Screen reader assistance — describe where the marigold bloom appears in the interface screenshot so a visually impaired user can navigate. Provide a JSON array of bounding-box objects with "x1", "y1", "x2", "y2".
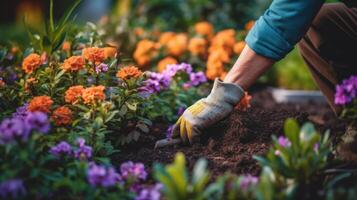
[
  {"x1": 235, "y1": 92, "x2": 252, "y2": 111},
  {"x1": 209, "y1": 29, "x2": 236, "y2": 55},
  {"x1": 233, "y1": 41, "x2": 246, "y2": 55},
  {"x1": 22, "y1": 53, "x2": 42, "y2": 74},
  {"x1": 157, "y1": 57, "x2": 178, "y2": 72},
  {"x1": 194, "y1": 22, "x2": 214, "y2": 37},
  {"x1": 82, "y1": 47, "x2": 105, "y2": 64},
  {"x1": 103, "y1": 47, "x2": 117, "y2": 59},
  {"x1": 116, "y1": 66, "x2": 143, "y2": 80},
  {"x1": 133, "y1": 40, "x2": 158, "y2": 66},
  {"x1": 245, "y1": 20, "x2": 255, "y2": 31},
  {"x1": 188, "y1": 38, "x2": 208, "y2": 56},
  {"x1": 61, "y1": 56, "x2": 85, "y2": 72},
  {"x1": 65, "y1": 85, "x2": 84, "y2": 104},
  {"x1": 52, "y1": 106, "x2": 73, "y2": 126},
  {"x1": 158, "y1": 32, "x2": 176, "y2": 46},
  {"x1": 62, "y1": 41, "x2": 71, "y2": 51},
  {"x1": 82, "y1": 85, "x2": 106, "y2": 105},
  {"x1": 167, "y1": 33, "x2": 188, "y2": 57},
  {"x1": 28, "y1": 96, "x2": 53, "y2": 113}
]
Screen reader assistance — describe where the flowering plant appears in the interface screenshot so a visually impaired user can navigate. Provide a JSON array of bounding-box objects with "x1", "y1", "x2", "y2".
[
  {"x1": 254, "y1": 119, "x2": 331, "y2": 190},
  {"x1": 334, "y1": 75, "x2": 357, "y2": 123}
]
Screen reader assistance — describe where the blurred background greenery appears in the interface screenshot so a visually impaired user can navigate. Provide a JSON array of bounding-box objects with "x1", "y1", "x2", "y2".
[{"x1": 0, "y1": 0, "x2": 325, "y2": 90}]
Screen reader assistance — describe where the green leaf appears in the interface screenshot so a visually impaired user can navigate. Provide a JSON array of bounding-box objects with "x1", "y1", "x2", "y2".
[
  {"x1": 300, "y1": 122, "x2": 316, "y2": 142},
  {"x1": 284, "y1": 118, "x2": 300, "y2": 145}
]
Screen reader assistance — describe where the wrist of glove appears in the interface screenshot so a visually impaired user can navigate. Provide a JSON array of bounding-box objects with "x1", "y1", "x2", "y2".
[{"x1": 173, "y1": 78, "x2": 245, "y2": 144}]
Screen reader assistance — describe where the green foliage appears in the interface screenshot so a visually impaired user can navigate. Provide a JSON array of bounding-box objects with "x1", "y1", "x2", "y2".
[
  {"x1": 129, "y1": 0, "x2": 269, "y2": 31},
  {"x1": 25, "y1": 0, "x2": 82, "y2": 54},
  {"x1": 154, "y1": 152, "x2": 210, "y2": 200},
  {"x1": 254, "y1": 118, "x2": 330, "y2": 184},
  {"x1": 272, "y1": 48, "x2": 318, "y2": 90}
]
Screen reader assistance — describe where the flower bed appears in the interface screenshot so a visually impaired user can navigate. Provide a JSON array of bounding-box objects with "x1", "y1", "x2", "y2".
[{"x1": 1, "y1": 1, "x2": 357, "y2": 199}]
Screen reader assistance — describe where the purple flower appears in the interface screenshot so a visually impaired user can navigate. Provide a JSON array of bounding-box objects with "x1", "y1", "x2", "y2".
[
  {"x1": 277, "y1": 136, "x2": 291, "y2": 147},
  {"x1": 120, "y1": 161, "x2": 147, "y2": 181},
  {"x1": 135, "y1": 184, "x2": 163, "y2": 200},
  {"x1": 87, "y1": 163, "x2": 121, "y2": 187},
  {"x1": 0, "y1": 179, "x2": 26, "y2": 198},
  {"x1": 74, "y1": 138, "x2": 93, "y2": 160},
  {"x1": 163, "y1": 63, "x2": 192, "y2": 77},
  {"x1": 95, "y1": 63, "x2": 109, "y2": 74},
  {"x1": 188, "y1": 72, "x2": 207, "y2": 87},
  {"x1": 140, "y1": 72, "x2": 171, "y2": 95},
  {"x1": 239, "y1": 175, "x2": 258, "y2": 191},
  {"x1": 50, "y1": 141, "x2": 72, "y2": 157},
  {"x1": 166, "y1": 125, "x2": 174, "y2": 139},
  {"x1": 25, "y1": 112, "x2": 50, "y2": 134},
  {"x1": 0, "y1": 118, "x2": 30, "y2": 144},
  {"x1": 12, "y1": 104, "x2": 29, "y2": 120},
  {"x1": 335, "y1": 75, "x2": 357, "y2": 105}
]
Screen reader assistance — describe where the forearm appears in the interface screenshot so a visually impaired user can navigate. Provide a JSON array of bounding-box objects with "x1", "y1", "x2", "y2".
[{"x1": 224, "y1": 45, "x2": 275, "y2": 90}]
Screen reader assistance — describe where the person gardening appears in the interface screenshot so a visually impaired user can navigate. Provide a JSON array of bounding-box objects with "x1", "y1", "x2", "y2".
[{"x1": 156, "y1": 1, "x2": 357, "y2": 160}]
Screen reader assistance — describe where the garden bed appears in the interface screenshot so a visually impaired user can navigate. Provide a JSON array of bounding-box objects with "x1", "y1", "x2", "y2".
[{"x1": 116, "y1": 88, "x2": 346, "y2": 176}]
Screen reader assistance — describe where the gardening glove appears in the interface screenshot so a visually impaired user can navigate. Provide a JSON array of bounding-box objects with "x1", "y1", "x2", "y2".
[{"x1": 173, "y1": 78, "x2": 245, "y2": 144}]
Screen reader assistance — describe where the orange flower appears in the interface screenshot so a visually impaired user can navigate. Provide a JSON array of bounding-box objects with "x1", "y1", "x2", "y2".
[
  {"x1": 82, "y1": 47, "x2": 105, "y2": 64},
  {"x1": 233, "y1": 41, "x2": 246, "y2": 55},
  {"x1": 209, "y1": 29, "x2": 236, "y2": 54},
  {"x1": 133, "y1": 40, "x2": 158, "y2": 66},
  {"x1": 52, "y1": 106, "x2": 73, "y2": 126},
  {"x1": 235, "y1": 92, "x2": 252, "y2": 111},
  {"x1": 205, "y1": 66, "x2": 225, "y2": 80},
  {"x1": 194, "y1": 22, "x2": 214, "y2": 37},
  {"x1": 62, "y1": 41, "x2": 71, "y2": 51},
  {"x1": 167, "y1": 33, "x2": 188, "y2": 57},
  {"x1": 116, "y1": 66, "x2": 143, "y2": 80},
  {"x1": 157, "y1": 57, "x2": 178, "y2": 72},
  {"x1": 158, "y1": 32, "x2": 176, "y2": 46},
  {"x1": 61, "y1": 56, "x2": 85, "y2": 72},
  {"x1": 65, "y1": 85, "x2": 84, "y2": 104},
  {"x1": 188, "y1": 37, "x2": 208, "y2": 56},
  {"x1": 245, "y1": 20, "x2": 255, "y2": 31},
  {"x1": 82, "y1": 85, "x2": 106, "y2": 105},
  {"x1": 103, "y1": 47, "x2": 117, "y2": 59},
  {"x1": 28, "y1": 96, "x2": 53, "y2": 113},
  {"x1": 22, "y1": 53, "x2": 42, "y2": 74}
]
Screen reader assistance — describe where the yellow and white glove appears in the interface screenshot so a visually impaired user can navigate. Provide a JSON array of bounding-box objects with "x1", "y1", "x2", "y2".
[{"x1": 173, "y1": 78, "x2": 245, "y2": 144}]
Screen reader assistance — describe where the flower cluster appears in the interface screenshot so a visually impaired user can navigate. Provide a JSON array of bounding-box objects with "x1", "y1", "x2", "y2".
[
  {"x1": 50, "y1": 138, "x2": 92, "y2": 160},
  {"x1": 334, "y1": 75, "x2": 357, "y2": 105},
  {"x1": 87, "y1": 163, "x2": 121, "y2": 187},
  {"x1": 28, "y1": 96, "x2": 53, "y2": 113},
  {"x1": 22, "y1": 53, "x2": 42, "y2": 74},
  {"x1": 0, "y1": 179, "x2": 26, "y2": 199},
  {"x1": 0, "y1": 111, "x2": 50, "y2": 144},
  {"x1": 141, "y1": 63, "x2": 206, "y2": 95},
  {"x1": 64, "y1": 85, "x2": 106, "y2": 105},
  {"x1": 133, "y1": 21, "x2": 253, "y2": 80},
  {"x1": 120, "y1": 161, "x2": 148, "y2": 181}
]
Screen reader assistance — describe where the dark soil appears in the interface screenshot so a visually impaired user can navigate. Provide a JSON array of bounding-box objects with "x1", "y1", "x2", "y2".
[{"x1": 114, "y1": 89, "x2": 346, "y2": 176}]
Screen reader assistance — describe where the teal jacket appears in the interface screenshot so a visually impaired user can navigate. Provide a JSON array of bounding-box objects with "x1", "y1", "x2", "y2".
[{"x1": 245, "y1": 0, "x2": 325, "y2": 60}]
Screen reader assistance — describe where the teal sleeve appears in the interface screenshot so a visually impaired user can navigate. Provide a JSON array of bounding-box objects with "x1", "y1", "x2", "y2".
[{"x1": 245, "y1": 0, "x2": 325, "y2": 60}]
